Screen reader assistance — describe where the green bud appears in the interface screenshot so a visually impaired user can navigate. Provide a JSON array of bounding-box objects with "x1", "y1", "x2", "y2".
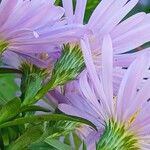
[
  {"x1": 20, "y1": 62, "x2": 48, "y2": 106},
  {"x1": 50, "y1": 44, "x2": 85, "y2": 87},
  {"x1": 34, "y1": 44, "x2": 85, "y2": 102}
]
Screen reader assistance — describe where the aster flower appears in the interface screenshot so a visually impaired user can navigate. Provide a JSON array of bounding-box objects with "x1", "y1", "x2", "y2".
[
  {"x1": 0, "y1": 0, "x2": 87, "y2": 56},
  {"x1": 63, "y1": 0, "x2": 150, "y2": 61},
  {"x1": 62, "y1": 0, "x2": 150, "y2": 95},
  {"x1": 59, "y1": 34, "x2": 150, "y2": 149}
]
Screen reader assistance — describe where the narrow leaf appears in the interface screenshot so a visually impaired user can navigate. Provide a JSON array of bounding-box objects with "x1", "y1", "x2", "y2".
[
  {"x1": 0, "y1": 114, "x2": 96, "y2": 130},
  {"x1": 20, "y1": 105, "x2": 50, "y2": 113},
  {"x1": 0, "y1": 97, "x2": 21, "y2": 124}
]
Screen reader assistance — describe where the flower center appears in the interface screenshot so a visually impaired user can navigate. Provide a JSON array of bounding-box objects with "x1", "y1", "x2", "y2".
[
  {"x1": 0, "y1": 40, "x2": 9, "y2": 54},
  {"x1": 97, "y1": 120, "x2": 139, "y2": 150}
]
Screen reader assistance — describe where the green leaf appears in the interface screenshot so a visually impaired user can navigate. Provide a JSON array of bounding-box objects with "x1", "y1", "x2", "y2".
[
  {"x1": 20, "y1": 105, "x2": 50, "y2": 113},
  {"x1": 45, "y1": 139, "x2": 72, "y2": 150},
  {"x1": 84, "y1": 0, "x2": 100, "y2": 23},
  {"x1": 55, "y1": 0, "x2": 62, "y2": 6},
  {"x1": 7, "y1": 125, "x2": 43, "y2": 150},
  {"x1": 0, "y1": 97, "x2": 21, "y2": 124},
  {"x1": 0, "y1": 114, "x2": 96, "y2": 130},
  {"x1": 0, "y1": 68, "x2": 22, "y2": 74},
  {"x1": 0, "y1": 74, "x2": 19, "y2": 105}
]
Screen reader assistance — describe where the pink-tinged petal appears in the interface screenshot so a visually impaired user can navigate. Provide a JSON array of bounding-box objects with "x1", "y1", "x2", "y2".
[
  {"x1": 4, "y1": 29, "x2": 36, "y2": 41},
  {"x1": 97, "y1": 0, "x2": 139, "y2": 37},
  {"x1": 80, "y1": 36, "x2": 109, "y2": 117},
  {"x1": 58, "y1": 104, "x2": 99, "y2": 126},
  {"x1": 126, "y1": 78, "x2": 150, "y2": 123},
  {"x1": 2, "y1": 50, "x2": 21, "y2": 68},
  {"x1": 13, "y1": 51, "x2": 50, "y2": 68},
  {"x1": 1, "y1": 2, "x2": 64, "y2": 32},
  {"x1": 113, "y1": 15, "x2": 150, "y2": 54},
  {"x1": 101, "y1": 35, "x2": 114, "y2": 115},
  {"x1": 111, "y1": 12, "x2": 146, "y2": 38},
  {"x1": 74, "y1": 0, "x2": 87, "y2": 24},
  {"x1": 0, "y1": 0, "x2": 17, "y2": 27},
  {"x1": 85, "y1": 130, "x2": 102, "y2": 150},
  {"x1": 26, "y1": 24, "x2": 90, "y2": 45},
  {"x1": 62, "y1": 0, "x2": 73, "y2": 24},
  {"x1": 47, "y1": 90, "x2": 69, "y2": 105},
  {"x1": 64, "y1": 92, "x2": 103, "y2": 127},
  {"x1": 79, "y1": 71, "x2": 105, "y2": 121},
  {"x1": 140, "y1": 144, "x2": 150, "y2": 150},
  {"x1": 66, "y1": 94, "x2": 100, "y2": 119},
  {"x1": 90, "y1": 0, "x2": 131, "y2": 32},
  {"x1": 114, "y1": 48, "x2": 150, "y2": 67},
  {"x1": 130, "y1": 101, "x2": 150, "y2": 134},
  {"x1": 0, "y1": 1, "x2": 38, "y2": 32},
  {"x1": 23, "y1": 6, "x2": 64, "y2": 29},
  {"x1": 113, "y1": 67, "x2": 126, "y2": 95},
  {"x1": 114, "y1": 53, "x2": 138, "y2": 67},
  {"x1": 9, "y1": 42, "x2": 58, "y2": 53},
  {"x1": 88, "y1": 0, "x2": 115, "y2": 29},
  {"x1": 116, "y1": 53, "x2": 149, "y2": 121}
]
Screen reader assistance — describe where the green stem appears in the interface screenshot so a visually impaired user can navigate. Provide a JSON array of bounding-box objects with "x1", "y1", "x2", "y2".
[{"x1": 32, "y1": 79, "x2": 55, "y2": 104}]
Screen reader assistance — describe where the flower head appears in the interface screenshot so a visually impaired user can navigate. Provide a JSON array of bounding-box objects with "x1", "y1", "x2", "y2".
[
  {"x1": 62, "y1": 0, "x2": 150, "y2": 94},
  {"x1": 59, "y1": 35, "x2": 150, "y2": 149},
  {"x1": 0, "y1": 0, "x2": 87, "y2": 56}
]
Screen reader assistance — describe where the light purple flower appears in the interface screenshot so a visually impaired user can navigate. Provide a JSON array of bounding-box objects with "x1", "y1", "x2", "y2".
[
  {"x1": 63, "y1": 0, "x2": 149, "y2": 50},
  {"x1": 59, "y1": 35, "x2": 150, "y2": 149},
  {"x1": 60, "y1": 0, "x2": 150, "y2": 97},
  {"x1": 0, "y1": 0, "x2": 88, "y2": 55}
]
